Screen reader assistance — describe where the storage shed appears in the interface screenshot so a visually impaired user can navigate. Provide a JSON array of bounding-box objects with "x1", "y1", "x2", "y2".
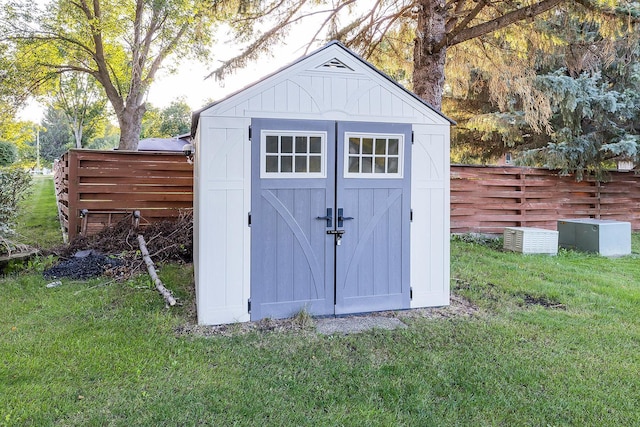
[{"x1": 191, "y1": 41, "x2": 452, "y2": 325}]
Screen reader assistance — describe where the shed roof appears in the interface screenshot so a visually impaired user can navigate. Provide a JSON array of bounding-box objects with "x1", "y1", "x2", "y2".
[
  {"x1": 191, "y1": 40, "x2": 454, "y2": 136},
  {"x1": 138, "y1": 136, "x2": 190, "y2": 151}
]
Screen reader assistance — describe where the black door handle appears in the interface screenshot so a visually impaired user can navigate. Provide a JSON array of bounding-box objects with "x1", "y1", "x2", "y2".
[
  {"x1": 337, "y1": 208, "x2": 354, "y2": 227},
  {"x1": 316, "y1": 208, "x2": 332, "y2": 227}
]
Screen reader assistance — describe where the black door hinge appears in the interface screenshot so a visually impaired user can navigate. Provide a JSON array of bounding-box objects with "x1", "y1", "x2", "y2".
[
  {"x1": 248, "y1": 126, "x2": 252, "y2": 141},
  {"x1": 410, "y1": 287, "x2": 413, "y2": 300},
  {"x1": 411, "y1": 131, "x2": 414, "y2": 144},
  {"x1": 410, "y1": 209, "x2": 413, "y2": 222},
  {"x1": 248, "y1": 212, "x2": 252, "y2": 227},
  {"x1": 248, "y1": 299, "x2": 251, "y2": 313}
]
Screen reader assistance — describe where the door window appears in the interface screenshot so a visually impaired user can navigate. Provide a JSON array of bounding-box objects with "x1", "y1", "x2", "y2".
[
  {"x1": 261, "y1": 130, "x2": 327, "y2": 178},
  {"x1": 344, "y1": 132, "x2": 404, "y2": 178}
]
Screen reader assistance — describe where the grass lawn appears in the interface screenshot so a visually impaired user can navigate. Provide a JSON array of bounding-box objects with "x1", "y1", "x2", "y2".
[
  {"x1": 14, "y1": 175, "x2": 63, "y2": 249},
  {"x1": 2, "y1": 177, "x2": 640, "y2": 425}
]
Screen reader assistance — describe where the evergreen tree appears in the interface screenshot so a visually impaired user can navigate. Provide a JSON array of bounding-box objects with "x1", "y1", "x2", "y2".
[
  {"x1": 39, "y1": 106, "x2": 73, "y2": 162},
  {"x1": 451, "y1": 11, "x2": 640, "y2": 177}
]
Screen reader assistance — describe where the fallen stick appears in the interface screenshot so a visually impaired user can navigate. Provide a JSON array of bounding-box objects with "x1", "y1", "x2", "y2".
[{"x1": 137, "y1": 234, "x2": 177, "y2": 306}]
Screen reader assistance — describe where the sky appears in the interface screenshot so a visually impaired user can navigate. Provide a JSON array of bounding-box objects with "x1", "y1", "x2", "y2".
[
  {"x1": 146, "y1": 38, "x2": 316, "y2": 111},
  {"x1": 17, "y1": 9, "x2": 336, "y2": 123},
  {"x1": 18, "y1": 40, "x2": 315, "y2": 123}
]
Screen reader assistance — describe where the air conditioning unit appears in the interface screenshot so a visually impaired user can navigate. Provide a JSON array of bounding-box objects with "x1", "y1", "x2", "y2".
[
  {"x1": 557, "y1": 219, "x2": 631, "y2": 257},
  {"x1": 503, "y1": 227, "x2": 558, "y2": 255}
]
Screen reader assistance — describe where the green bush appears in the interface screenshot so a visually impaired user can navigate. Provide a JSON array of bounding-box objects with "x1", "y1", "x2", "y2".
[
  {"x1": 0, "y1": 141, "x2": 17, "y2": 166},
  {"x1": 0, "y1": 167, "x2": 32, "y2": 237}
]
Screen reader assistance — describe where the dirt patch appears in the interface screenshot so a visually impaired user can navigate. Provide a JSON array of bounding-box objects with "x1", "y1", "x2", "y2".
[
  {"x1": 315, "y1": 317, "x2": 407, "y2": 335},
  {"x1": 174, "y1": 294, "x2": 479, "y2": 338},
  {"x1": 394, "y1": 294, "x2": 480, "y2": 320},
  {"x1": 521, "y1": 294, "x2": 566, "y2": 309}
]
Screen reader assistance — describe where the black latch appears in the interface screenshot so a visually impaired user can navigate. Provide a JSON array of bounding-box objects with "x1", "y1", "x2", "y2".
[
  {"x1": 316, "y1": 208, "x2": 333, "y2": 228},
  {"x1": 337, "y1": 208, "x2": 354, "y2": 227}
]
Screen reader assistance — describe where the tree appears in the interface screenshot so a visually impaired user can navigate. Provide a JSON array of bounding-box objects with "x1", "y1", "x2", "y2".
[
  {"x1": 0, "y1": 120, "x2": 39, "y2": 166},
  {"x1": 443, "y1": 10, "x2": 640, "y2": 175},
  {"x1": 158, "y1": 98, "x2": 192, "y2": 137},
  {"x1": 0, "y1": 166, "x2": 32, "y2": 241},
  {"x1": 86, "y1": 121, "x2": 119, "y2": 150},
  {"x1": 210, "y1": 0, "x2": 640, "y2": 113},
  {"x1": 52, "y1": 73, "x2": 107, "y2": 149},
  {"x1": 141, "y1": 98, "x2": 192, "y2": 138},
  {"x1": 39, "y1": 106, "x2": 73, "y2": 161},
  {"x1": 140, "y1": 104, "x2": 163, "y2": 139},
  {"x1": 2, "y1": 0, "x2": 227, "y2": 150},
  {"x1": 207, "y1": 0, "x2": 639, "y2": 177},
  {"x1": 0, "y1": 35, "x2": 48, "y2": 123},
  {"x1": 518, "y1": 42, "x2": 640, "y2": 178},
  {"x1": 0, "y1": 141, "x2": 17, "y2": 166}
]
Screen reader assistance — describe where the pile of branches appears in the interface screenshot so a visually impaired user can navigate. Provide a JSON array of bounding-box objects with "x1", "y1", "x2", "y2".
[{"x1": 50, "y1": 210, "x2": 193, "y2": 271}]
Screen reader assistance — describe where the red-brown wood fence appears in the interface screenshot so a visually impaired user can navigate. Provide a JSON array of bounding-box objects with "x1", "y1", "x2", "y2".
[
  {"x1": 451, "y1": 166, "x2": 640, "y2": 233},
  {"x1": 53, "y1": 152, "x2": 640, "y2": 241},
  {"x1": 54, "y1": 149, "x2": 193, "y2": 241}
]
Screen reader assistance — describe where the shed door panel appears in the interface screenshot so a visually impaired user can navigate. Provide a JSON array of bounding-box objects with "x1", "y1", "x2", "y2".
[
  {"x1": 335, "y1": 122, "x2": 412, "y2": 314},
  {"x1": 251, "y1": 119, "x2": 411, "y2": 320},
  {"x1": 250, "y1": 119, "x2": 335, "y2": 320}
]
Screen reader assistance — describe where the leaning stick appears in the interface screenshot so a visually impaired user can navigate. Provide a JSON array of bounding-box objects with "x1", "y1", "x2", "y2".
[{"x1": 137, "y1": 234, "x2": 177, "y2": 306}]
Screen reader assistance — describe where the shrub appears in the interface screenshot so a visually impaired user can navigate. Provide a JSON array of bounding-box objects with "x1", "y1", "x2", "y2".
[
  {"x1": 0, "y1": 141, "x2": 17, "y2": 166},
  {"x1": 0, "y1": 167, "x2": 32, "y2": 237}
]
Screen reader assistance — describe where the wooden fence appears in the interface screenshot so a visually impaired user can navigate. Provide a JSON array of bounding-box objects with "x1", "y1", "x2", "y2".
[
  {"x1": 53, "y1": 152, "x2": 640, "y2": 240},
  {"x1": 54, "y1": 149, "x2": 193, "y2": 241},
  {"x1": 451, "y1": 166, "x2": 640, "y2": 233}
]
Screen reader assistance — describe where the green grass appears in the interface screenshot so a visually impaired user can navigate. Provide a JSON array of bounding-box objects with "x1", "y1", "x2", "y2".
[
  {"x1": 14, "y1": 175, "x2": 63, "y2": 249},
  {"x1": 2, "y1": 183, "x2": 640, "y2": 425}
]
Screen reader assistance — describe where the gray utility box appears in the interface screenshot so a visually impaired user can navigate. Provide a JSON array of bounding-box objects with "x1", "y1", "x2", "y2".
[{"x1": 557, "y1": 219, "x2": 631, "y2": 256}]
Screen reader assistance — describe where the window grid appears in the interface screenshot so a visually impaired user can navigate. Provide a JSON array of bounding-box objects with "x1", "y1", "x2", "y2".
[
  {"x1": 261, "y1": 131, "x2": 326, "y2": 178},
  {"x1": 345, "y1": 133, "x2": 403, "y2": 178}
]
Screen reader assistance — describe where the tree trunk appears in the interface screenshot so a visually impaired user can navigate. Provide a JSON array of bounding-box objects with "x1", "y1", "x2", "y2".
[
  {"x1": 116, "y1": 104, "x2": 146, "y2": 151},
  {"x1": 412, "y1": 0, "x2": 448, "y2": 110},
  {"x1": 73, "y1": 120, "x2": 83, "y2": 149}
]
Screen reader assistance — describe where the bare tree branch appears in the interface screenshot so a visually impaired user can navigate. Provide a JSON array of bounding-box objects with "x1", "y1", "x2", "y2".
[
  {"x1": 205, "y1": 0, "x2": 310, "y2": 81},
  {"x1": 442, "y1": 0, "x2": 565, "y2": 49},
  {"x1": 443, "y1": 0, "x2": 488, "y2": 48}
]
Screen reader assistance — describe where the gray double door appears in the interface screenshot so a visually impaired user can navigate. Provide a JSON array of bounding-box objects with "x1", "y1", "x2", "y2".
[{"x1": 250, "y1": 118, "x2": 411, "y2": 320}]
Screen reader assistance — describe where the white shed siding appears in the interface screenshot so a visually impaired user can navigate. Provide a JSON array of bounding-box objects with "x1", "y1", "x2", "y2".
[
  {"x1": 195, "y1": 42, "x2": 451, "y2": 324},
  {"x1": 195, "y1": 117, "x2": 251, "y2": 324},
  {"x1": 410, "y1": 125, "x2": 450, "y2": 307}
]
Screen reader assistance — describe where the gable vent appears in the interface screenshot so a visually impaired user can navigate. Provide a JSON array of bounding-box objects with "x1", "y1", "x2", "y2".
[{"x1": 319, "y1": 58, "x2": 353, "y2": 71}]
